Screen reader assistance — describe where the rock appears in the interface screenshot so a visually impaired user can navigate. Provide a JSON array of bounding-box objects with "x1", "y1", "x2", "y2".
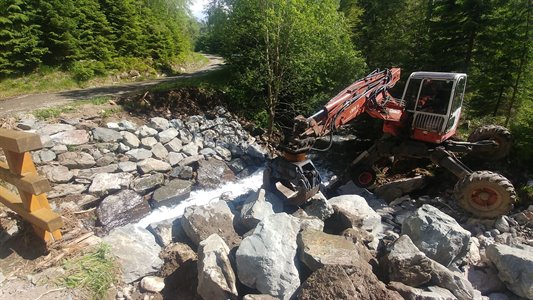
[
  {"x1": 121, "y1": 131, "x2": 140, "y2": 148},
  {"x1": 168, "y1": 152, "x2": 185, "y2": 166},
  {"x1": 50, "y1": 130, "x2": 90, "y2": 145},
  {"x1": 178, "y1": 154, "x2": 204, "y2": 167},
  {"x1": 92, "y1": 127, "x2": 122, "y2": 142},
  {"x1": 125, "y1": 148, "x2": 152, "y2": 161},
  {"x1": 295, "y1": 212, "x2": 325, "y2": 232},
  {"x1": 140, "y1": 276, "x2": 165, "y2": 293},
  {"x1": 137, "y1": 125, "x2": 158, "y2": 137},
  {"x1": 304, "y1": 192, "x2": 334, "y2": 221},
  {"x1": 165, "y1": 138, "x2": 183, "y2": 152},
  {"x1": 118, "y1": 161, "x2": 137, "y2": 172},
  {"x1": 297, "y1": 229, "x2": 360, "y2": 271},
  {"x1": 381, "y1": 235, "x2": 433, "y2": 287},
  {"x1": 39, "y1": 165, "x2": 73, "y2": 183},
  {"x1": 246, "y1": 143, "x2": 267, "y2": 159},
  {"x1": 297, "y1": 265, "x2": 403, "y2": 300},
  {"x1": 75, "y1": 164, "x2": 118, "y2": 180},
  {"x1": 239, "y1": 189, "x2": 284, "y2": 230},
  {"x1": 170, "y1": 119, "x2": 184, "y2": 129},
  {"x1": 109, "y1": 120, "x2": 137, "y2": 132},
  {"x1": 151, "y1": 142, "x2": 168, "y2": 160},
  {"x1": 243, "y1": 295, "x2": 278, "y2": 300},
  {"x1": 200, "y1": 147, "x2": 217, "y2": 156},
  {"x1": 51, "y1": 144, "x2": 68, "y2": 154},
  {"x1": 137, "y1": 158, "x2": 171, "y2": 174},
  {"x1": 103, "y1": 224, "x2": 163, "y2": 283},
  {"x1": 402, "y1": 204, "x2": 471, "y2": 266},
  {"x1": 141, "y1": 136, "x2": 158, "y2": 149},
  {"x1": 215, "y1": 146, "x2": 232, "y2": 161},
  {"x1": 152, "y1": 179, "x2": 192, "y2": 208},
  {"x1": 374, "y1": 176, "x2": 426, "y2": 202},
  {"x1": 159, "y1": 242, "x2": 197, "y2": 276},
  {"x1": 149, "y1": 117, "x2": 170, "y2": 131},
  {"x1": 96, "y1": 153, "x2": 116, "y2": 166},
  {"x1": 58, "y1": 152, "x2": 96, "y2": 168},
  {"x1": 96, "y1": 190, "x2": 150, "y2": 231},
  {"x1": 182, "y1": 201, "x2": 241, "y2": 248},
  {"x1": 430, "y1": 260, "x2": 480, "y2": 300},
  {"x1": 464, "y1": 265, "x2": 506, "y2": 295},
  {"x1": 488, "y1": 293, "x2": 510, "y2": 300},
  {"x1": 228, "y1": 158, "x2": 246, "y2": 174},
  {"x1": 197, "y1": 234, "x2": 238, "y2": 300},
  {"x1": 486, "y1": 243, "x2": 533, "y2": 299},
  {"x1": 236, "y1": 213, "x2": 300, "y2": 299},
  {"x1": 179, "y1": 129, "x2": 193, "y2": 144},
  {"x1": 131, "y1": 173, "x2": 165, "y2": 193},
  {"x1": 16, "y1": 118, "x2": 35, "y2": 130},
  {"x1": 388, "y1": 282, "x2": 457, "y2": 300},
  {"x1": 37, "y1": 124, "x2": 75, "y2": 136},
  {"x1": 47, "y1": 183, "x2": 86, "y2": 198},
  {"x1": 182, "y1": 142, "x2": 199, "y2": 156},
  {"x1": 196, "y1": 158, "x2": 236, "y2": 189},
  {"x1": 148, "y1": 220, "x2": 176, "y2": 247},
  {"x1": 88, "y1": 172, "x2": 133, "y2": 195},
  {"x1": 328, "y1": 194, "x2": 381, "y2": 232},
  {"x1": 158, "y1": 128, "x2": 179, "y2": 144},
  {"x1": 494, "y1": 216, "x2": 510, "y2": 233}
]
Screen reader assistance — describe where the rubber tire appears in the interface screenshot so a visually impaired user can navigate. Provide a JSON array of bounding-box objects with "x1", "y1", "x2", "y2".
[
  {"x1": 454, "y1": 171, "x2": 516, "y2": 218},
  {"x1": 468, "y1": 125, "x2": 512, "y2": 160},
  {"x1": 351, "y1": 166, "x2": 377, "y2": 188}
]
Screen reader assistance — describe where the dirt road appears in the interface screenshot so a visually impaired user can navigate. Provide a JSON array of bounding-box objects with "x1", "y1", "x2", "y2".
[{"x1": 0, "y1": 54, "x2": 224, "y2": 117}]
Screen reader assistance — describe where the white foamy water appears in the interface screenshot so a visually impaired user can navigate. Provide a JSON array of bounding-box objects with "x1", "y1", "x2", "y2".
[{"x1": 136, "y1": 168, "x2": 265, "y2": 228}]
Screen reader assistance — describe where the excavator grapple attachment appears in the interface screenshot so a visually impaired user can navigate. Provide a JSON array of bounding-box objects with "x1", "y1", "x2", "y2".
[{"x1": 263, "y1": 156, "x2": 321, "y2": 206}]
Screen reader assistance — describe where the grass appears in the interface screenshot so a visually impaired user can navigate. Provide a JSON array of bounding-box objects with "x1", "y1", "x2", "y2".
[
  {"x1": 150, "y1": 66, "x2": 232, "y2": 93},
  {"x1": 33, "y1": 96, "x2": 113, "y2": 120},
  {"x1": 61, "y1": 243, "x2": 119, "y2": 300}
]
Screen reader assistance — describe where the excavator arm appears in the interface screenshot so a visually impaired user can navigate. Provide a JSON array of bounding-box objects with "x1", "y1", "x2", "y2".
[{"x1": 264, "y1": 68, "x2": 402, "y2": 205}]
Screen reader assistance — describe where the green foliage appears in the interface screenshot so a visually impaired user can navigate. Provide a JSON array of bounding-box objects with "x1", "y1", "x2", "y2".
[
  {"x1": 33, "y1": 96, "x2": 112, "y2": 120},
  {"x1": 62, "y1": 243, "x2": 118, "y2": 300},
  {"x1": 70, "y1": 60, "x2": 106, "y2": 82}
]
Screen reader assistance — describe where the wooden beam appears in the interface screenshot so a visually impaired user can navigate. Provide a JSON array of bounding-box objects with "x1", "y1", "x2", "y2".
[
  {"x1": 0, "y1": 161, "x2": 51, "y2": 195},
  {"x1": 0, "y1": 128, "x2": 43, "y2": 153}
]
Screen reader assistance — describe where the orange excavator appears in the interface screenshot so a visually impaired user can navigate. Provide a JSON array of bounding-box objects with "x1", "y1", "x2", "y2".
[{"x1": 264, "y1": 68, "x2": 516, "y2": 218}]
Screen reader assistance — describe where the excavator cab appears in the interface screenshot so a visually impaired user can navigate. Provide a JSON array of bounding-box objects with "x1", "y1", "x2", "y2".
[{"x1": 402, "y1": 72, "x2": 467, "y2": 144}]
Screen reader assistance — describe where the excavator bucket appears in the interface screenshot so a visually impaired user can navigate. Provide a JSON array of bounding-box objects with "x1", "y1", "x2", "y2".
[{"x1": 263, "y1": 156, "x2": 321, "y2": 206}]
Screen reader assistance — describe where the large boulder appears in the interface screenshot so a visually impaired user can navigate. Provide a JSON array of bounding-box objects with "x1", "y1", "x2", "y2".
[
  {"x1": 181, "y1": 201, "x2": 241, "y2": 248},
  {"x1": 297, "y1": 265, "x2": 403, "y2": 300},
  {"x1": 131, "y1": 173, "x2": 165, "y2": 193},
  {"x1": 328, "y1": 194, "x2": 381, "y2": 232},
  {"x1": 58, "y1": 152, "x2": 96, "y2": 168},
  {"x1": 486, "y1": 244, "x2": 533, "y2": 299},
  {"x1": 297, "y1": 229, "x2": 360, "y2": 271},
  {"x1": 197, "y1": 234, "x2": 238, "y2": 300},
  {"x1": 196, "y1": 158, "x2": 236, "y2": 189},
  {"x1": 239, "y1": 189, "x2": 283, "y2": 230},
  {"x1": 151, "y1": 179, "x2": 192, "y2": 208},
  {"x1": 388, "y1": 282, "x2": 457, "y2": 300},
  {"x1": 303, "y1": 192, "x2": 334, "y2": 221},
  {"x1": 88, "y1": 172, "x2": 133, "y2": 195},
  {"x1": 402, "y1": 204, "x2": 471, "y2": 266},
  {"x1": 236, "y1": 213, "x2": 301, "y2": 300},
  {"x1": 96, "y1": 190, "x2": 150, "y2": 231},
  {"x1": 103, "y1": 224, "x2": 163, "y2": 283}
]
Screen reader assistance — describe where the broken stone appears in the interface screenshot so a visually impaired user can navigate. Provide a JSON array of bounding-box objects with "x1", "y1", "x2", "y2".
[
  {"x1": 152, "y1": 179, "x2": 192, "y2": 208},
  {"x1": 96, "y1": 190, "x2": 150, "y2": 231}
]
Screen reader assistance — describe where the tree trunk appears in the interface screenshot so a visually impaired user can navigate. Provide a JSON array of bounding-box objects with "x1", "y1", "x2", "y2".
[{"x1": 493, "y1": 85, "x2": 504, "y2": 116}]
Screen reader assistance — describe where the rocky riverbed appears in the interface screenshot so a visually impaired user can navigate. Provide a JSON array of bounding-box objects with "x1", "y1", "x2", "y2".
[{"x1": 0, "y1": 103, "x2": 533, "y2": 300}]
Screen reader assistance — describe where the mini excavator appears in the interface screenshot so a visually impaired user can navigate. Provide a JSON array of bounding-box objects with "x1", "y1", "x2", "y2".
[{"x1": 263, "y1": 68, "x2": 516, "y2": 218}]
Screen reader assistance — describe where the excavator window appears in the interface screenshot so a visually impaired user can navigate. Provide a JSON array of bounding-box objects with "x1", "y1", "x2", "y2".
[
  {"x1": 416, "y1": 79, "x2": 453, "y2": 115},
  {"x1": 403, "y1": 78, "x2": 422, "y2": 110}
]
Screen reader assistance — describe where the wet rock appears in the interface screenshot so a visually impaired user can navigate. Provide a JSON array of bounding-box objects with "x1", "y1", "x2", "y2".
[
  {"x1": 239, "y1": 189, "x2": 283, "y2": 230},
  {"x1": 125, "y1": 148, "x2": 152, "y2": 161},
  {"x1": 88, "y1": 172, "x2": 133, "y2": 195},
  {"x1": 165, "y1": 138, "x2": 183, "y2": 152},
  {"x1": 39, "y1": 165, "x2": 73, "y2": 183},
  {"x1": 182, "y1": 201, "x2": 241, "y2": 248},
  {"x1": 118, "y1": 161, "x2": 137, "y2": 172},
  {"x1": 149, "y1": 117, "x2": 170, "y2": 131},
  {"x1": 196, "y1": 158, "x2": 236, "y2": 189},
  {"x1": 402, "y1": 204, "x2": 471, "y2": 266},
  {"x1": 37, "y1": 124, "x2": 75, "y2": 136},
  {"x1": 96, "y1": 190, "x2": 150, "y2": 231},
  {"x1": 375, "y1": 176, "x2": 426, "y2": 202},
  {"x1": 152, "y1": 179, "x2": 192, "y2": 208},
  {"x1": 158, "y1": 128, "x2": 179, "y2": 144},
  {"x1": 121, "y1": 131, "x2": 140, "y2": 148},
  {"x1": 328, "y1": 194, "x2": 381, "y2": 232},
  {"x1": 168, "y1": 152, "x2": 185, "y2": 166},
  {"x1": 236, "y1": 213, "x2": 300, "y2": 300},
  {"x1": 151, "y1": 142, "x2": 168, "y2": 160},
  {"x1": 131, "y1": 173, "x2": 165, "y2": 193},
  {"x1": 148, "y1": 220, "x2": 177, "y2": 247},
  {"x1": 197, "y1": 234, "x2": 238, "y2": 300},
  {"x1": 297, "y1": 229, "x2": 360, "y2": 271},
  {"x1": 50, "y1": 130, "x2": 90, "y2": 145},
  {"x1": 137, "y1": 158, "x2": 171, "y2": 174},
  {"x1": 47, "y1": 183, "x2": 86, "y2": 198},
  {"x1": 486, "y1": 243, "x2": 533, "y2": 299},
  {"x1": 58, "y1": 152, "x2": 96, "y2": 168},
  {"x1": 297, "y1": 265, "x2": 403, "y2": 300},
  {"x1": 137, "y1": 125, "x2": 158, "y2": 137},
  {"x1": 140, "y1": 276, "x2": 165, "y2": 293},
  {"x1": 228, "y1": 158, "x2": 246, "y2": 174},
  {"x1": 303, "y1": 192, "x2": 334, "y2": 221},
  {"x1": 388, "y1": 282, "x2": 456, "y2": 300},
  {"x1": 92, "y1": 127, "x2": 122, "y2": 142},
  {"x1": 141, "y1": 136, "x2": 158, "y2": 149},
  {"x1": 103, "y1": 224, "x2": 163, "y2": 283}
]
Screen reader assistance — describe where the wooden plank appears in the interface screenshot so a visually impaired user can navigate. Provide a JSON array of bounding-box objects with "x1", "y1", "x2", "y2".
[
  {"x1": 0, "y1": 128, "x2": 42, "y2": 153},
  {"x1": 0, "y1": 161, "x2": 51, "y2": 195},
  {"x1": 4, "y1": 151, "x2": 37, "y2": 176},
  {"x1": 0, "y1": 186, "x2": 63, "y2": 232}
]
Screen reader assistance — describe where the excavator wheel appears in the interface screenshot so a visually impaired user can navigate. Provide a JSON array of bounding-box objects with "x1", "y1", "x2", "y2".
[
  {"x1": 454, "y1": 171, "x2": 516, "y2": 218},
  {"x1": 351, "y1": 166, "x2": 377, "y2": 188},
  {"x1": 468, "y1": 125, "x2": 512, "y2": 160}
]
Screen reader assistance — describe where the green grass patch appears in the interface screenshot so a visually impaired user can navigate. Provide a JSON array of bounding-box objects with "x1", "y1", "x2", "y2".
[
  {"x1": 150, "y1": 66, "x2": 232, "y2": 93},
  {"x1": 61, "y1": 243, "x2": 119, "y2": 300},
  {"x1": 33, "y1": 96, "x2": 113, "y2": 120}
]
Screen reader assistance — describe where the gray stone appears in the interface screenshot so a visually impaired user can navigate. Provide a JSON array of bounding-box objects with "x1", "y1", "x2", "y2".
[
  {"x1": 88, "y1": 172, "x2": 133, "y2": 195},
  {"x1": 494, "y1": 216, "x2": 510, "y2": 233},
  {"x1": 16, "y1": 118, "x2": 35, "y2": 130},
  {"x1": 50, "y1": 144, "x2": 68, "y2": 154},
  {"x1": 40, "y1": 134, "x2": 55, "y2": 148},
  {"x1": 58, "y1": 152, "x2": 96, "y2": 168},
  {"x1": 375, "y1": 176, "x2": 427, "y2": 202},
  {"x1": 131, "y1": 173, "x2": 165, "y2": 193},
  {"x1": 214, "y1": 146, "x2": 231, "y2": 161},
  {"x1": 97, "y1": 190, "x2": 150, "y2": 231},
  {"x1": 239, "y1": 189, "x2": 283, "y2": 230},
  {"x1": 96, "y1": 153, "x2": 116, "y2": 166},
  {"x1": 228, "y1": 158, "x2": 246, "y2": 174},
  {"x1": 39, "y1": 149, "x2": 56, "y2": 163},
  {"x1": 151, "y1": 143, "x2": 168, "y2": 160},
  {"x1": 329, "y1": 194, "x2": 381, "y2": 232},
  {"x1": 125, "y1": 148, "x2": 152, "y2": 161},
  {"x1": 197, "y1": 234, "x2": 238, "y2": 300},
  {"x1": 103, "y1": 224, "x2": 163, "y2": 283},
  {"x1": 464, "y1": 265, "x2": 506, "y2": 295},
  {"x1": 92, "y1": 127, "x2": 122, "y2": 142},
  {"x1": 37, "y1": 124, "x2": 75, "y2": 136},
  {"x1": 39, "y1": 165, "x2": 73, "y2": 183},
  {"x1": 243, "y1": 295, "x2": 278, "y2": 300},
  {"x1": 147, "y1": 220, "x2": 179, "y2": 247},
  {"x1": 196, "y1": 158, "x2": 236, "y2": 189},
  {"x1": 47, "y1": 183, "x2": 87, "y2": 199},
  {"x1": 295, "y1": 211, "x2": 325, "y2": 232},
  {"x1": 121, "y1": 131, "x2": 140, "y2": 148},
  {"x1": 168, "y1": 152, "x2": 185, "y2": 166},
  {"x1": 182, "y1": 201, "x2": 241, "y2": 248},
  {"x1": 50, "y1": 130, "x2": 90, "y2": 145},
  {"x1": 152, "y1": 179, "x2": 192, "y2": 208},
  {"x1": 118, "y1": 143, "x2": 130, "y2": 152},
  {"x1": 149, "y1": 117, "x2": 170, "y2": 131},
  {"x1": 246, "y1": 143, "x2": 267, "y2": 159},
  {"x1": 75, "y1": 164, "x2": 118, "y2": 180},
  {"x1": 236, "y1": 213, "x2": 300, "y2": 300},
  {"x1": 158, "y1": 128, "x2": 179, "y2": 144},
  {"x1": 177, "y1": 154, "x2": 204, "y2": 167},
  {"x1": 138, "y1": 158, "x2": 171, "y2": 174},
  {"x1": 179, "y1": 129, "x2": 193, "y2": 144},
  {"x1": 200, "y1": 147, "x2": 217, "y2": 156},
  {"x1": 304, "y1": 192, "x2": 334, "y2": 221},
  {"x1": 165, "y1": 138, "x2": 183, "y2": 153},
  {"x1": 140, "y1": 276, "x2": 165, "y2": 293},
  {"x1": 170, "y1": 119, "x2": 184, "y2": 129},
  {"x1": 182, "y1": 142, "x2": 199, "y2": 156},
  {"x1": 137, "y1": 125, "x2": 158, "y2": 137},
  {"x1": 402, "y1": 204, "x2": 471, "y2": 266},
  {"x1": 118, "y1": 120, "x2": 137, "y2": 132},
  {"x1": 430, "y1": 259, "x2": 480, "y2": 300},
  {"x1": 388, "y1": 282, "x2": 457, "y2": 300},
  {"x1": 486, "y1": 243, "x2": 533, "y2": 299},
  {"x1": 118, "y1": 161, "x2": 137, "y2": 172},
  {"x1": 141, "y1": 136, "x2": 158, "y2": 149},
  {"x1": 488, "y1": 293, "x2": 510, "y2": 300}
]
